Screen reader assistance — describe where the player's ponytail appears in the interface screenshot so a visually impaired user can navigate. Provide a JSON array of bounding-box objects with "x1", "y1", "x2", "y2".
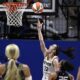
[
  {"x1": 55, "y1": 46, "x2": 74, "y2": 59},
  {"x1": 4, "y1": 44, "x2": 21, "y2": 80},
  {"x1": 4, "y1": 59, "x2": 21, "y2": 80}
]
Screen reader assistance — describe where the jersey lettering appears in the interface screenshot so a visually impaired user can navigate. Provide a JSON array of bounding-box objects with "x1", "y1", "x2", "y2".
[
  {"x1": 43, "y1": 61, "x2": 51, "y2": 66},
  {"x1": 44, "y1": 66, "x2": 48, "y2": 71}
]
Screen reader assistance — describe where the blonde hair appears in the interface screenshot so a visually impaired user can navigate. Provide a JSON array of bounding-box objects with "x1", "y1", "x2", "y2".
[
  {"x1": 4, "y1": 44, "x2": 21, "y2": 80},
  {"x1": 5, "y1": 44, "x2": 20, "y2": 60}
]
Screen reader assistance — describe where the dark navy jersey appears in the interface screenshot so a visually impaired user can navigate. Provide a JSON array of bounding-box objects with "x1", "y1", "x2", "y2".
[
  {"x1": 56, "y1": 71, "x2": 70, "y2": 80},
  {"x1": 2, "y1": 61, "x2": 25, "y2": 80}
]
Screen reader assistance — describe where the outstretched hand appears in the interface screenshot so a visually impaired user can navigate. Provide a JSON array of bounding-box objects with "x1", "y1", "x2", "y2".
[{"x1": 37, "y1": 19, "x2": 43, "y2": 30}]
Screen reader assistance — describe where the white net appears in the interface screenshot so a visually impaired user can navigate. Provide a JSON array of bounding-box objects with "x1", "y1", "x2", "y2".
[
  {"x1": 4, "y1": 2, "x2": 27, "y2": 27},
  {"x1": 6, "y1": 9, "x2": 24, "y2": 27}
]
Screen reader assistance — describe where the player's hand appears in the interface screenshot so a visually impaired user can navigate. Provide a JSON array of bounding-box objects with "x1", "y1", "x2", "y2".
[{"x1": 37, "y1": 19, "x2": 43, "y2": 30}]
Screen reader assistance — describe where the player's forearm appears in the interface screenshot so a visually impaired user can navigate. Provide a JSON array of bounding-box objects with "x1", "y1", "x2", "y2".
[
  {"x1": 37, "y1": 28, "x2": 47, "y2": 53},
  {"x1": 38, "y1": 28, "x2": 44, "y2": 42}
]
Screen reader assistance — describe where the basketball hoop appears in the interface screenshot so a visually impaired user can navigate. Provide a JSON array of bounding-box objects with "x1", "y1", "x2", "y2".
[{"x1": 2, "y1": 2, "x2": 27, "y2": 27}]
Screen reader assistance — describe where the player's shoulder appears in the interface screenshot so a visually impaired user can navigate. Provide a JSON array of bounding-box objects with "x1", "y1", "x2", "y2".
[
  {"x1": 0, "y1": 64, "x2": 5, "y2": 69},
  {"x1": 21, "y1": 64, "x2": 31, "y2": 77},
  {"x1": 22, "y1": 64, "x2": 30, "y2": 70},
  {"x1": 53, "y1": 56, "x2": 59, "y2": 60},
  {"x1": 0, "y1": 64, "x2": 6, "y2": 75}
]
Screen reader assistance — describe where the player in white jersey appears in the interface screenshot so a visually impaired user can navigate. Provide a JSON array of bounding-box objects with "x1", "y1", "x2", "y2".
[
  {"x1": 43, "y1": 56, "x2": 59, "y2": 80},
  {"x1": 37, "y1": 19, "x2": 60, "y2": 80}
]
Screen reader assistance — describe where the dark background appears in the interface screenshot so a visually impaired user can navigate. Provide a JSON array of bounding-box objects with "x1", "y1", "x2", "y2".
[
  {"x1": 0, "y1": 40, "x2": 80, "y2": 80},
  {"x1": 0, "y1": 0, "x2": 80, "y2": 40}
]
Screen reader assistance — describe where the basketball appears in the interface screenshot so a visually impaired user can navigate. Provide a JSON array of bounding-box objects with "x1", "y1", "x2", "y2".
[{"x1": 32, "y1": 2, "x2": 44, "y2": 13}]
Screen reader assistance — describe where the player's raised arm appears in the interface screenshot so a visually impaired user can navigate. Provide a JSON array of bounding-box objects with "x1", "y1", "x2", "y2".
[{"x1": 37, "y1": 19, "x2": 47, "y2": 57}]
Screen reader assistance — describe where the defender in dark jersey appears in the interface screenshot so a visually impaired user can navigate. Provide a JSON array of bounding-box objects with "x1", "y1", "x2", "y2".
[
  {"x1": 0, "y1": 44, "x2": 32, "y2": 80},
  {"x1": 49, "y1": 60, "x2": 74, "y2": 80}
]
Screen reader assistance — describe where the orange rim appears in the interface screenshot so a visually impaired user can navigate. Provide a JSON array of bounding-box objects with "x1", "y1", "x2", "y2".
[{"x1": 2, "y1": 2, "x2": 27, "y2": 12}]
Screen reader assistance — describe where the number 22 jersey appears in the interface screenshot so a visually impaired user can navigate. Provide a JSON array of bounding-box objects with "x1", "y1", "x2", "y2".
[{"x1": 42, "y1": 56, "x2": 59, "y2": 80}]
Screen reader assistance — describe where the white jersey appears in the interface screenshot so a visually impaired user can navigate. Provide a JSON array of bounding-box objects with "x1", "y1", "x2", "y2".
[{"x1": 42, "y1": 56, "x2": 59, "y2": 80}]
